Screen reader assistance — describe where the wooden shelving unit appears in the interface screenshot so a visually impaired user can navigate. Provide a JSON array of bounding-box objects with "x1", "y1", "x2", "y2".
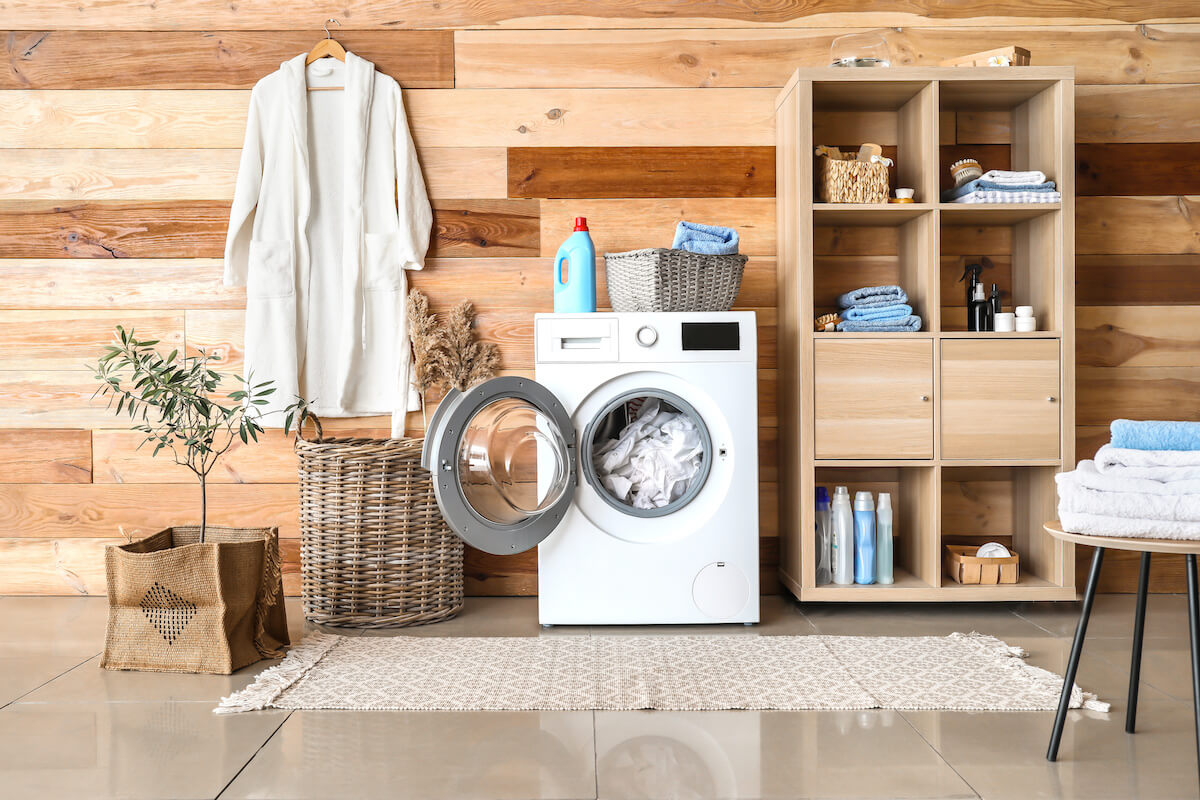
[{"x1": 775, "y1": 67, "x2": 1076, "y2": 602}]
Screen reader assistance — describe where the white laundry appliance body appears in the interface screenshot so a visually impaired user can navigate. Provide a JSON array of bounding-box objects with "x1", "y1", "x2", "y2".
[{"x1": 422, "y1": 311, "x2": 759, "y2": 626}]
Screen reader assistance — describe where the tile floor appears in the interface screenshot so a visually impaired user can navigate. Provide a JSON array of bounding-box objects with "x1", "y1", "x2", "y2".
[{"x1": 0, "y1": 594, "x2": 1197, "y2": 800}]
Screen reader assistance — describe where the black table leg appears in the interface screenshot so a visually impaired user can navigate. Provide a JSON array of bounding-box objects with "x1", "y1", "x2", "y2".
[
  {"x1": 1048, "y1": 546, "x2": 1105, "y2": 762},
  {"x1": 1187, "y1": 553, "x2": 1200, "y2": 788},
  {"x1": 1126, "y1": 551, "x2": 1152, "y2": 734}
]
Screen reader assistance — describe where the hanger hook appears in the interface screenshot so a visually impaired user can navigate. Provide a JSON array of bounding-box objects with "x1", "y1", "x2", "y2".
[{"x1": 323, "y1": 18, "x2": 340, "y2": 39}]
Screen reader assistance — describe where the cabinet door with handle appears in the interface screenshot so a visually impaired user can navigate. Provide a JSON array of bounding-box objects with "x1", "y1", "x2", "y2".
[
  {"x1": 814, "y1": 340, "x2": 934, "y2": 459},
  {"x1": 941, "y1": 339, "x2": 1061, "y2": 460}
]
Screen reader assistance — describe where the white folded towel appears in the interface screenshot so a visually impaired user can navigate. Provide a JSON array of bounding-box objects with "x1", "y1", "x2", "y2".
[
  {"x1": 981, "y1": 169, "x2": 1047, "y2": 185},
  {"x1": 1057, "y1": 471, "x2": 1200, "y2": 521},
  {"x1": 1066, "y1": 459, "x2": 1200, "y2": 496},
  {"x1": 1095, "y1": 444, "x2": 1200, "y2": 481},
  {"x1": 1059, "y1": 509, "x2": 1200, "y2": 540}
]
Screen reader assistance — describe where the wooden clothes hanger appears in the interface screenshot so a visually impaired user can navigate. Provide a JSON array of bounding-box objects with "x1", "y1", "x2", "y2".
[{"x1": 306, "y1": 19, "x2": 346, "y2": 91}]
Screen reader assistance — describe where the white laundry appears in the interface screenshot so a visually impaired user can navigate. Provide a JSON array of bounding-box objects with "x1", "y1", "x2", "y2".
[{"x1": 593, "y1": 399, "x2": 704, "y2": 510}]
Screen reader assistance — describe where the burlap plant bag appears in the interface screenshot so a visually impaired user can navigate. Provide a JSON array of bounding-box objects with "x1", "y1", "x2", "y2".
[{"x1": 101, "y1": 526, "x2": 289, "y2": 674}]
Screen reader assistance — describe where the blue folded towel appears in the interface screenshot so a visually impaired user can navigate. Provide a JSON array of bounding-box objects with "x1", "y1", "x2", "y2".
[
  {"x1": 837, "y1": 285, "x2": 908, "y2": 310},
  {"x1": 1110, "y1": 419, "x2": 1200, "y2": 451},
  {"x1": 837, "y1": 315, "x2": 923, "y2": 333},
  {"x1": 941, "y1": 178, "x2": 1057, "y2": 202},
  {"x1": 842, "y1": 303, "x2": 913, "y2": 322},
  {"x1": 672, "y1": 221, "x2": 739, "y2": 255}
]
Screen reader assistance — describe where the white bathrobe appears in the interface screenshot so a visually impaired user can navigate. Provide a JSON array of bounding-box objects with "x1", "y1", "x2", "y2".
[{"x1": 224, "y1": 52, "x2": 432, "y2": 436}]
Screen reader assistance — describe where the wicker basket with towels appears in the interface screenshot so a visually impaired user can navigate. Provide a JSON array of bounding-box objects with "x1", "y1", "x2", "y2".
[{"x1": 603, "y1": 248, "x2": 747, "y2": 313}]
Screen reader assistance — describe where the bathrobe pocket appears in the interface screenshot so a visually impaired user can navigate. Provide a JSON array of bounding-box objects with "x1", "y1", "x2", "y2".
[
  {"x1": 363, "y1": 232, "x2": 405, "y2": 291},
  {"x1": 246, "y1": 239, "x2": 295, "y2": 299}
]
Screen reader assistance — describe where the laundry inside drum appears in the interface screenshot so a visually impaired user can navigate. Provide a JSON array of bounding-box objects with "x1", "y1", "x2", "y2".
[
  {"x1": 457, "y1": 397, "x2": 570, "y2": 526},
  {"x1": 589, "y1": 393, "x2": 709, "y2": 514}
]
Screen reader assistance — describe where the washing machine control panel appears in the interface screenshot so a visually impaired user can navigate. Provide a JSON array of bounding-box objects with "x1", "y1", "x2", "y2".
[
  {"x1": 635, "y1": 325, "x2": 658, "y2": 347},
  {"x1": 535, "y1": 312, "x2": 756, "y2": 365}
]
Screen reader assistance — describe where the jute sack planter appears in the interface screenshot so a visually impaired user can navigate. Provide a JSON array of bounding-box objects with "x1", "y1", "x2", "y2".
[{"x1": 101, "y1": 526, "x2": 289, "y2": 674}]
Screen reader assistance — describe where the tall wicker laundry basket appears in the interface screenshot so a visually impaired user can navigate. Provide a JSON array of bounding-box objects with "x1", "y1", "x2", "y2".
[{"x1": 295, "y1": 418, "x2": 463, "y2": 628}]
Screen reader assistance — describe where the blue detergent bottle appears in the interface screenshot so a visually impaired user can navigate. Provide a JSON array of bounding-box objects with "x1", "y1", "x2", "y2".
[
  {"x1": 553, "y1": 217, "x2": 597, "y2": 313},
  {"x1": 853, "y1": 491, "x2": 877, "y2": 585}
]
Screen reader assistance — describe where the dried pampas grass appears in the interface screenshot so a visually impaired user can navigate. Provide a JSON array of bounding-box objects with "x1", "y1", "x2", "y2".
[
  {"x1": 407, "y1": 291, "x2": 501, "y2": 423},
  {"x1": 444, "y1": 301, "x2": 500, "y2": 393}
]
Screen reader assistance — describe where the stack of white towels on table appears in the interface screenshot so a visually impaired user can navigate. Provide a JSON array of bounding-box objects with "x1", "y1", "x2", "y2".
[
  {"x1": 941, "y1": 169, "x2": 1061, "y2": 204},
  {"x1": 1057, "y1": 419, "x2": 1200, "y2": 540}
]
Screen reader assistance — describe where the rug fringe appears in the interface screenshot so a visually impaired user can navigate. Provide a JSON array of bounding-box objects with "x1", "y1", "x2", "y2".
[
  {"x1": 953, "y1": 631, "x2": 1110, "y2": 713},
  {"x1": 215, "y1": 632, "x2": 344, "y2": 714}
]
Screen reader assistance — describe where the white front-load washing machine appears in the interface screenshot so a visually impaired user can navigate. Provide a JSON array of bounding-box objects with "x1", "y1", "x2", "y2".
[{"x1": 422, "y1": 311, "x2": 759, "y2": 626}]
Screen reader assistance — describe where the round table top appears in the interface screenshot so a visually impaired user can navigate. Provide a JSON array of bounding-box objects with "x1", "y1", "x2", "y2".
[{"x1": 1044, "y1": 521, "x2": 1200, "y2": 554}]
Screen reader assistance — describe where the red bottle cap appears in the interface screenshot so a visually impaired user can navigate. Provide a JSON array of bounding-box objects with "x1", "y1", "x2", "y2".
[{"x1": 573, "y1": 217, "x2": 588, "y2": 232}]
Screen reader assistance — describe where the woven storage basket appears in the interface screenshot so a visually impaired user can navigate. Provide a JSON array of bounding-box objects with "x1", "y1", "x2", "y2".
[
  {"x1": 604, "y1": 248, "x2": 748, "y2": 312},
  {"x1": 816, "y1": 155, "x2": 890, "y2": 204},
  {"x1": 295, "y1": 417, "x2": 463, "y2": 628}
]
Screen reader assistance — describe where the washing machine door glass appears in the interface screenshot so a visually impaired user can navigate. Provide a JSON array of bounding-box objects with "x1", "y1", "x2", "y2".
[{"x1": 425, "y1": 376, "x2": 577, "y2": 556}]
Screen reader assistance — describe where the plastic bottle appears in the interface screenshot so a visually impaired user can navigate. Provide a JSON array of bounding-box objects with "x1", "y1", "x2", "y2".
[
  {"x1": 969, "y1": 282, "x2": 990, "y2": 332},
  {"x1": 876, "y1": 492, "x2": 894, "y2": 585},
  {"x1": 552, "y1": 217, "x2": 597, "y2": 313},
  {"x1": 853, "y1": 491, "x2": 876, "y2": 585},
  {"x1": 831, "y1": 486, "x2": 854, "y2": 585},
  {"x1": 815, "y1": 487, "x2": 833, "y2": 586}
]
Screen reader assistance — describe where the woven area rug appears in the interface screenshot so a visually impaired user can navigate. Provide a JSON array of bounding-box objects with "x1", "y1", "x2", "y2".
[{"x1": 216, "y1": 632, "x2": 1108, "y2": 714}]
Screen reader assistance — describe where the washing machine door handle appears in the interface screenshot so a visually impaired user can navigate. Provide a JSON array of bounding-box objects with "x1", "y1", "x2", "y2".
[{"x1": 423, "y1": 376, "x2": 578, "y2": 556}]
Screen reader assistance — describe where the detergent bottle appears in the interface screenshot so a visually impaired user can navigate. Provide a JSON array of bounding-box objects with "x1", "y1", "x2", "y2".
[{"x1": 553, "y1": 217, "x2": 597, "y2": 313}]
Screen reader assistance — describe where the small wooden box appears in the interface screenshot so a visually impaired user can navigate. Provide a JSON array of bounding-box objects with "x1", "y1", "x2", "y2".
[
  {"x1": 939, "y1": 46, "x2": 1031, "y2": 68},
  {"x1": 944, "y1": 545, "x2": 1020, "y2": 585}
]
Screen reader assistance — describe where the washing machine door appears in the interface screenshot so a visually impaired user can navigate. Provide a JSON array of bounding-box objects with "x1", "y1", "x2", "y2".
[{"x1": 421, "y1": 376, "x2": 577, "y2": 556}]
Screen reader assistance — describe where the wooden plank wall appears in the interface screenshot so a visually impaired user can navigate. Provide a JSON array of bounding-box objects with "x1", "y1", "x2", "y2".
[{"x1": 2, "y1": 4, "x2": 1199, "y2": 596}]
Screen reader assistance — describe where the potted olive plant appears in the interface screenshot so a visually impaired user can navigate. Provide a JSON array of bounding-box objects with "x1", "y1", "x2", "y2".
[{"x1": 93, "y1": 326, "x2": 302, "y2": 674}]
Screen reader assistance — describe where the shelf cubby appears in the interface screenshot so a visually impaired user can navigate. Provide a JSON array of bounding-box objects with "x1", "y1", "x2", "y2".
[{"x1": 776, "y1": 67, "x2": 1075, "y2": 603}]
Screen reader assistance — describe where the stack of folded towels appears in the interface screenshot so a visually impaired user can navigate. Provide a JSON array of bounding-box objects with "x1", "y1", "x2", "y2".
[
  {"x1": 941, "y1": 169, "x2": 1061, "y2": 205},
  {"x1": 836, "y1": 285, "x2": 923, "y2": 332},
  {"x1": 1057, "y1": 420, "x2": 1200, "y2": 540}
]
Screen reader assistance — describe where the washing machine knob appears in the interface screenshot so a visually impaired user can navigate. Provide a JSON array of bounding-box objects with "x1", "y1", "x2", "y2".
[{"x1": 635, "y1": 325, "x2": 658, "y2": 347}]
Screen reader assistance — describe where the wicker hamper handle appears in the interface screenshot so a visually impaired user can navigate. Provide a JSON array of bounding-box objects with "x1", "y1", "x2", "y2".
[{"x1": 293, "y1": 409, "x2": 324, "y2": 443}]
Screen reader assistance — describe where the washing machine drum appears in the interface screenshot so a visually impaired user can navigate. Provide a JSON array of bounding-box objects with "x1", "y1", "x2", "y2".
[{"x1": 421, "y1": 376, "x2": 578, "y2": 555}]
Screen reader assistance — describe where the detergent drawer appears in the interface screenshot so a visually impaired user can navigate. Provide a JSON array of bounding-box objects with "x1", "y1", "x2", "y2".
[{"x1": 536, "y1": 316, "x2": 618, "y2": 362}]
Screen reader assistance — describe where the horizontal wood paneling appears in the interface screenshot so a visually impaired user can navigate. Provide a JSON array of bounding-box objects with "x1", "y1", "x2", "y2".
[
  {"x1": 1075, "y1": 84, "x2": 1200, "y2": 142},
  {"x1": 2, "y1": 30, "x2": 454, "y2": 89},
  {"x1": 1077, "y1": 366, "x2": 1200, "y2": 425},
  {"x1": 0, "y1": 430, "x2": 91, "y2": 483},
  {"x1": 0, "y1": 148, "x2": 508, "y2": 200},
  {"x1": 0, "y1": 89, "x2": 777, "y2": 149},
  {"x1": 1076, "y1": 305, "x2": 1200, "y2": 367},
  {"x1": 0, "y1": 200, "x2": 542, "y2": 259},
  {"x1": 0, "y1": 483, "x2": 300, "y2": 539},
  {"x1": 539, "y1": 198, "x2": 775, "y2": 256},
  {"x1": 1076, "y1": 196, "x2": 1200, "y2": 254},
  {"x1": 0, "y1": 371, "x2": 121, "y2": 428},
  {"x1": 4, "y1": 2, "x2": 1197, "y2": 30},
  {"x1": 1076, "y1": 143, "x2": 1200, "y2": 196},
  {"x1": 1077, "y1": 255, "x2": 1200, "y2": 305},
  {"x1": 508, "y1": 146, "x2": 774, "y2": 198},
  {"x1": 0, "y1": 259, "x2": 240, "y2": 309},
  {"x1": 456, "y1": 26, "x2": 1200, "y2": 88},
  {"x1": 0, "y1": 310, "x2": 183, "y2": 370}
]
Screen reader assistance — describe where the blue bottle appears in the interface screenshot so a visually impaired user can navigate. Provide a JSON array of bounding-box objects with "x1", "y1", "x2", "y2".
[
  {"x1": 553, "y1": 217, "x2": 596, "y2": 313},
  {"x1": 853, "y1": 491, "x2": 876, "y2": 585}
]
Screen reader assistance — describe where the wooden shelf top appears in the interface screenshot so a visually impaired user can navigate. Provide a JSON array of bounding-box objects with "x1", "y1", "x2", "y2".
[
  {"x1": 813, "y1": 203, "x2": 933, "y2": 225},
  {"x1": 939, "y1": 203, "x2": 1061, "y2": 224}
]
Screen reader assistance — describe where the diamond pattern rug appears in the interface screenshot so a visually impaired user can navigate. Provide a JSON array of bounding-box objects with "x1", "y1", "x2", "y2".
[{"x1": 216, "y1": 632, "x2": 1108, "y2": 714}]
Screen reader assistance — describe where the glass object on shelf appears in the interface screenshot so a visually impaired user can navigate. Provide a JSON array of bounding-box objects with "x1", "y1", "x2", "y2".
[{"x1": 830, "y1": 31, "x2": 892, "y2": 67}]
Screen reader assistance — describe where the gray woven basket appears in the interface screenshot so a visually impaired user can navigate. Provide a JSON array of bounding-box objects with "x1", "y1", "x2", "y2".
[{"x1": 604, "y1": 248, "x2": 748, "y2": 312}]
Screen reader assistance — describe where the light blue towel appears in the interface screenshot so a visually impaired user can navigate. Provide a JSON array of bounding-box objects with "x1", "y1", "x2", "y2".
[
  {"x1": 842, "y1": 303, "x2": 913, "y2": 322},
  {"x1": 672, "y1": 221, "x2": 739, "y2": 255},
  {"x1": 942, "y1": 178, "x2": 1057, "y2": 202},
  {"x1": 1111, "y1": 419, "x2": 1200, "y2": 451},
  {"x1": 837, "y1": 315, "x2": 923, "y2": 333},
  {"x1": 837, "y1": 285, "x2": 907, "y2": 310}
]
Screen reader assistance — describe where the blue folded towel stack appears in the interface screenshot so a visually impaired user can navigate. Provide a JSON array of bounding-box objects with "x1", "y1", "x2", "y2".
[
  {"x1": 835, "y1": 285, "x2": 922, "y2": 332},
  {"x1": 672, "y1": 221, "x2": 739, "y2": 255},
  {"x1": 1110, "y1": 420, "x2": 1200, "y2": 452},
  {"x1": 940, "y1": 170, "x2": 1061, "y2": 204}
]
